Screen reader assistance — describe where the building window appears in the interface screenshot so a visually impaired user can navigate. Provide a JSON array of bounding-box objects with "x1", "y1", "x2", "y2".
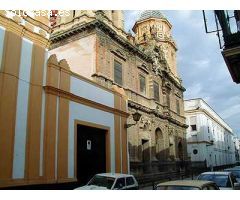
[
  {"x1": 176, "y1": 99, "x2": 180, "y2": 115},
  {"x1": 193, "y1": 149, "x2": 198, "y2": 155},
  {"x1": 153, "y1": 81, "x2": 159, "y2": 101},
  {"x1": 190, "y1": 116, "x2": 197, "y2": 131},
  {"x1": 139, "y1": 74, "x2": 146, "y2": 95},
  {"x1": 155, "y1": 128, "x2": 163, "y2": 144},
  {"x1": 166, "y1": 93, "x2": 170, "y2": 108},
  {"x1": 114, "y1": 60, "x2": 123, "y2": 86}
]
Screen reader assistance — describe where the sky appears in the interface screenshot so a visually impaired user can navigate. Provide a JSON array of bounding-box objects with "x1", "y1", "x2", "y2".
[{"x1": 124, "y1": 10, "x2": 240, "y2": 136}]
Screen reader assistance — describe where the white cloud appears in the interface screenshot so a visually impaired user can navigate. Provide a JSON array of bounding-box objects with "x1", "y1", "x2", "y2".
[
  {"x1": 126, "y1": 10, "x2": 141, "y2": 17},
  {"x1": 220, "y1": 104, "x2": 240, "y2": 119},
  {"x1": 192, "y1": 59, "x2": 210, "y2": 69},
  {"x1": 184, "y1": 83, "x2": 202, "y2": 99},
  {"x1": 184, "y1": 82, "x2": 212, "y2": 104},
  {"x1": 176, "y1": 10, "x2": 193, "y2": 19}
]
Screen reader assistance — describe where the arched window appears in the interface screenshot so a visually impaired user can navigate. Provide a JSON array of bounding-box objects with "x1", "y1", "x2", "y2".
[
  {"x1": 155, "y1": 128, "x2": 163, "y2": 144},
  {"x1": 155, "y1": 128, "x2": 164, "y2": 160}
]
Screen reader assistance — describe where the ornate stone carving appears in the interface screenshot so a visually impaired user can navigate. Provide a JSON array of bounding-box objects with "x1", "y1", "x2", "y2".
[{"x1": 139, "y1": 116, "x2": 152, "y2": 131}]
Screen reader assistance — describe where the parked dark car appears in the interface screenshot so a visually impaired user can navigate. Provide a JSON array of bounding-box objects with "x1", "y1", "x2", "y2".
[
  {"x1": 197, "y1": 171, "x2": 240, "y2": 190},
  {"x1": 224, "y1": 168, "x2": 240, "y2": 183}
]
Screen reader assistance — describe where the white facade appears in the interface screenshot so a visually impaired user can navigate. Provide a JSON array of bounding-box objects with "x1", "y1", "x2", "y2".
[
  {"x1": 233, "y1": 137, "x2": 240, "y2": 162},
  {"x1": 184, "y1": 98, "x2": 236, "y2": 168}
]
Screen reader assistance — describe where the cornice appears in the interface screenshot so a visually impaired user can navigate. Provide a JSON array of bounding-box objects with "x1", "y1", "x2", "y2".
[
  {"x1": 50, "y1": 19, "x2": 153, "y2": 63},
  {"x1": 162, "y1": 70, "x2": 185, "y2": 92},
  {"x1": 50, "y1": 18, "x2": 186, "y2": 92},
  {"x1": 44, "y1": 86, "x2": 129, "y2": 118},
  {"x1": 128, "y1": 100, "x2": 188, "y2": 129},
  {"x1": 184, "y1": 108, "x2": 233, "y2": 134}
]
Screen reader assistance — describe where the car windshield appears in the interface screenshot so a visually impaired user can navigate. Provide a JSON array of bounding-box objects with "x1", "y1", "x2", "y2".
[
  {"x1": 157, "y1": 185, "x2": 200, "y2": 190},
  {"x1": 87, "y1": 175, "x2": 115, "y2": 189},
  {"x1": 198, "y1": 174, "x2": 231, "y2": 188}
]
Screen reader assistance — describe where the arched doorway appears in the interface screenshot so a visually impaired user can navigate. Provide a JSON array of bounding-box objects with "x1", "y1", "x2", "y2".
[{"x1": 155, "y1": 128, "x2": 164, "y2": 160}]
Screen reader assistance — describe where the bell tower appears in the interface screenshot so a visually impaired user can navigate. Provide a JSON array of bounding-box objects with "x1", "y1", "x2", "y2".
[{"x1": 132, "y1": 10, "x2": 179, "y2": 79}]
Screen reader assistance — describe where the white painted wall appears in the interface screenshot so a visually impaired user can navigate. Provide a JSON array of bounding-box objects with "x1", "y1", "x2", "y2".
[
  {"x1": 185, "y1": 99, "x2": 236, "y2": 168},
  {"x1": 71, "y1": 76, "x2": 114, "y2": 108},
  {"x1": 12, "y1": 38, "x2": 33, "y2": 179},
  {"x1": 0, "y1": 26, "x2": 5, "y2": 71},
  {"x1": 49, "y1": 35, "x2": 96, "y2": 79}
]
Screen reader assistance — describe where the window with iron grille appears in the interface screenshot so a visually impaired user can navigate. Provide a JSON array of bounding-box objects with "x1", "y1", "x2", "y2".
[
  {"x1": 139, "y1": 74, "x2": 146, "y2": 95},
  {"x1": 114, "y1": 60, "x2": 123, "y2": 86},
  {"x1": 153, "y1": 81, "x2": 159, "y2": 101}
]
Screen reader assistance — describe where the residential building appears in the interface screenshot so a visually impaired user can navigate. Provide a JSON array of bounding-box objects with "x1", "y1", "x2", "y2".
[
  {"x1": 184, "y1": 98, "x2": 236, "y2": 168},
  {"x1": 233, "y1": 136, "x2": 240, "y2": 163}
]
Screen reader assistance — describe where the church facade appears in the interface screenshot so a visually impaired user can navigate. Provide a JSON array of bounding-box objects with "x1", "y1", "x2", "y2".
[
  {"x1": 50, "y1": 10, "x2": 188, "y2": 174},
  {"x1": 0, "y1": 10, "x2": 129, "y2": 188}
]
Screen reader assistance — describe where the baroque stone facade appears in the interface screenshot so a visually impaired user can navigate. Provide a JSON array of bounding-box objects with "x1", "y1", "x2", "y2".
[{"x1": 50, "y1": 10, "x2": 188, "y2": 173}]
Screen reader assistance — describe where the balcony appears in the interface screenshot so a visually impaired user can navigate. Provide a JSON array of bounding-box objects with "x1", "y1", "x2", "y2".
[
  {"x1": 216, "y1": 10, "x2": 240, "y2": 84},
  {"x1": 203, "y1": 10, "x2": 240, "y2": 84},
  {"x1": 222, "y1": 45, "x2": 240, "y2": 84}
]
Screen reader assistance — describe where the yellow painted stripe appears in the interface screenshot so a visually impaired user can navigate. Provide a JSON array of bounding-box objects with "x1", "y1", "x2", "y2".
[
  {"x1": 121, "y1": 117, "x2": 128, "y2": 173},
  {"x1": 57, "y1": 66, "x2": 70, "y2": 181},
  {"x1": 43, "y1": 61, "x2": 60, "y2": 181},
  {"x1": 0, "y1": 31, "x2": 22, "y2": 180},
  {"x1": 25, "y1": 44, "x2": 45, "y2": 180}
]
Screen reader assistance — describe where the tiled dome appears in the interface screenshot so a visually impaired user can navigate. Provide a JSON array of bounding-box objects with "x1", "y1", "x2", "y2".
[{"x1": 138, "y1": 10, "x2": 165, "y2": 21}]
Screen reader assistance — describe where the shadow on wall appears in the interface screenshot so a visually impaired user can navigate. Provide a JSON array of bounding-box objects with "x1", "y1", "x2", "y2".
[
  {"x1": 128, "y1": 137, "x2": 188, "y2": 175},
  {"x1": 128, "y1": 135, "x2": 187, "y2": 163}
]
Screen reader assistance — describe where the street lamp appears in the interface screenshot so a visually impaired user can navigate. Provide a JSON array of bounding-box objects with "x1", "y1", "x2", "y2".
[{"x1": 125, "y1": 111, "x2": 142, "y2": 128}]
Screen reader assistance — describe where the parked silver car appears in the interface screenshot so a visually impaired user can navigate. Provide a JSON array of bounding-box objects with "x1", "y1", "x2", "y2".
[
  {"x1": 197, "y1": 171, "x2": 240, "y2": 190},
  {"x1": 74, "y1": 173, "x2": 139, "y2": 190},
  {"x1": 156, "y1": 180, "x2": 219, "y2": 190}
]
